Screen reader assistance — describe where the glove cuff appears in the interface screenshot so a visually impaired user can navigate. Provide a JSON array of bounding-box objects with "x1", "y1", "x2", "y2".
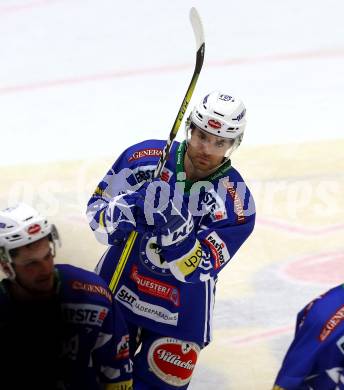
[
  {"x1": 161, "y1": 231, "x2": 196, "y2": 261},
  {"x1": 162, "y1": 238, "x2": 203, "y2": 282}
]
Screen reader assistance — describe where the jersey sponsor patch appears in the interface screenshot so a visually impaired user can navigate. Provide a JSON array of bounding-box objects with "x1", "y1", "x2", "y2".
[
  {"x1": 198, "y1": 189, "x2": 227, "y2": 222},
  {"x1": 204, "y1": 232, "x2": 230, "y2": 270},
  {"x1": 62, "y1": 303, "x2": 108, "y2": 326},
  {"x1": 140, "y1": 234, "x2": 172, "y2": 276},
  {"x1": 130, "y1": 265, "x2": 180, "y2": 306},
  {"x1": 213, "y1": 210, "x2": 225, "y2": 220},
  {"x1": 71, "y1": 280, "x2": 112, "y2": 303},
  {"x1": 223, "y1": 181, "x2": 245, "y2": 223},
  {"x1": 319, "y1": 304, "x2": 344, "y2": 341},
  {"x1": 128, "y1": 148, "x2": 163, "y2": 162},
  {"x1": 148, "y1": 337, "x2": 200, "y2": 387},
  {"x1": 175, "y1": 241, "x2": 202, "y2": 277},
  {"x1": 131, "y1": 165, "x2": 173, "y2": 184},
  {"x1": 116, "y1": 334, "x2": 130, "y2": 360},
  {"x1": 115, "y1": 285, "x2": 178, "y2": 326}
]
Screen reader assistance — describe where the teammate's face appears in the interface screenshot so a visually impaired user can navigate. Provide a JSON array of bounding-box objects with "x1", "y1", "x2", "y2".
[
  {"x1": 186, "y1": 127, "x2": 233, "y2": 174},
  {"x1": 12, "y1": 237, "x2": 55, "y2": 295}
]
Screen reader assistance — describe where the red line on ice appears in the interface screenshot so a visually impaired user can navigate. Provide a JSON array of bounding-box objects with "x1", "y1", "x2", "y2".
[
  {"x1": 282, "y1": 250, "x2": 344, "y2": 284},
  {"x1": 230, "y1": 325, "x2": 293, "y2": 345},
  {"x1": 1, "y1": 48, "x2": 344, "y2": 95},
  {"x1": 0, "y1": 0, "x2": 60, "y2": 14},
  {"x1": 257, "y1": 217, "x2": 344, "y2": 236}
]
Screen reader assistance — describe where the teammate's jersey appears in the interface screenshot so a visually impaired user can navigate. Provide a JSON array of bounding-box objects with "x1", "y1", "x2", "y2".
[
  {"x1": 87, "y1": 139, "x2": 255, "y2": 345},
  {"x1": 0, "y1": 264, "x2": 132, "y2": 389},
  {"x1": 273, "y1": 284, "x2": 344, "y2": 390}
]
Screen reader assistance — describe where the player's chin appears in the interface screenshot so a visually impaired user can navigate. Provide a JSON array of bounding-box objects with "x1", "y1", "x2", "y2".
[
  {"x1": 35, "y1": 275, "x2": 55, "y2": 291},
  {"x1": 194, "y1": 157, "x2": 211, "y2": 168},
  {"x1": 197, "y1": 159, "x2": 218, "y2": 172}
]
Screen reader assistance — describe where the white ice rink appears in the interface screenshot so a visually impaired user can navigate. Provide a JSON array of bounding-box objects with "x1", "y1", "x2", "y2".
[
  {"x1": 1, "y1": 0, "x2": 344, "y2": 165},
  {"x1": 1, "y1": 1, "x2": 344, "y2": 389}
]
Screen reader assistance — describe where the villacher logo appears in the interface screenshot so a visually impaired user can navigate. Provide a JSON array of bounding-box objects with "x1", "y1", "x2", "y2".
[{"x1": 148, "y1": 338, "x2": 200, "y2": 387}]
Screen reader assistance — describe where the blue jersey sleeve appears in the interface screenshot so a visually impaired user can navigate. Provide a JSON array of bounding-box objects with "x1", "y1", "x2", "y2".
[
  {"x1": 168, "y1": 173, "x2": 255, "y2": 283},
  {"x1": 86, "y1": 140, "x2": 165, "y2": 245},
  {"x1": 273, "y1": 286, "x2": 344, "y2": 390},
  {"x1": 92, "y1": 300, "x2": 133, "y2": 389},
  {"x1": 273, "y1": 312, "x2": 321, "y2": 389},
  {"x1": 57, "y1": 265, "x2": 133, "y2": 389}
]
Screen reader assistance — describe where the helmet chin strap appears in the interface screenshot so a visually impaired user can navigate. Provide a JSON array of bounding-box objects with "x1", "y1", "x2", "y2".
[
  {"x1": 7, "y1": 263, "x2": 16, "y2": 281},
  {"x1": 0, "y1": 254, "x2": 17, "y2": 281}
]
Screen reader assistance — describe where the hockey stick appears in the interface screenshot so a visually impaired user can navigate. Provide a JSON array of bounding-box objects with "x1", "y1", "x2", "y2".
[{"x1": 109, "y1": 7, "x2": 205, "y2": 293}]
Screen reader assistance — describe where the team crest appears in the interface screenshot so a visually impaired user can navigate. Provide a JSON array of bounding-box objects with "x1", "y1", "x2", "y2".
[{"x1": 140, "y1": 234, "x2": 172, "y2": 276}]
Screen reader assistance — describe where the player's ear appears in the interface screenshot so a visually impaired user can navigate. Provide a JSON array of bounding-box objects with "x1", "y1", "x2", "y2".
[{"x1": 0, "y1": 260, "x2": 11, "y2": 277}]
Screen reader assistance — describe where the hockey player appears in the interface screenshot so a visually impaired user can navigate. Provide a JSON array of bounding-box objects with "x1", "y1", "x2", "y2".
[
  {"x1": 87, "y1": 91, "x2": 256, "y2": 389},
  {"x1": 0, "y1": 203, "x2": 133, "y2": 390},
  {"x1": 273, "y1": 284, "x2": 344, "y2": 390}
]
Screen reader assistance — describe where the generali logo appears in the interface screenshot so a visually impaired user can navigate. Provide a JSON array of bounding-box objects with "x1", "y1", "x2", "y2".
[
  {"x1": 319, "y1": 305, "x2": 344, "y2": 341},
  {"x1": 128, "y1": 148, "x2": 163, "y2": 162},
  {"x1": 27, "y1": 224, "x2": 41, "y2": 235}
]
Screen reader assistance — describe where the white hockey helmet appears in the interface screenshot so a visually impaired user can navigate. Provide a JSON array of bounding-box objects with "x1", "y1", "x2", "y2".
[
  {"x1": 186, "y1": 91, "x2": 247, "y2": 158},
  {"x1": 0, "y1": 203, "x2": 60, "y2": 278}
]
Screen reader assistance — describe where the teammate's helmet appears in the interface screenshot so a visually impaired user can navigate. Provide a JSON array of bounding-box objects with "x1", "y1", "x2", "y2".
[
  {"x1": 186, "y1": 91, "x2": 247, "y2": 158},
  {"x1": 0, "y1": 203, "x2": 60, "y2": 278}
]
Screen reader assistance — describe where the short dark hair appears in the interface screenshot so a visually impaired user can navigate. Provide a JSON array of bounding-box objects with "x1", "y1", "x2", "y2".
[{"x1": 9, "y1": 235, "x2": 52, "y2": 261}]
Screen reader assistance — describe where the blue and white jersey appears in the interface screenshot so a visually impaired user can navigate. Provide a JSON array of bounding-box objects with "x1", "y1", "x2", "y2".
[
  {"x1": 273, "y1": 284, "x2": 344, "y2": 390},
  {"x1": 87, "y1": 139, "x2": 255, "y2": 345},
  {"x1": 0, "y1": 264, "x2": 132, "y2": 389},
  {"x1": 56, "y1": 264, "x2": 132, "y2": 389}
]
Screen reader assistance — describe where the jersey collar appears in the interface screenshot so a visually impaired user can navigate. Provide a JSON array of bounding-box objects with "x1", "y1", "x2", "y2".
[{"x1": 175, "y1": 141, "x2": 232, "y2": 193}]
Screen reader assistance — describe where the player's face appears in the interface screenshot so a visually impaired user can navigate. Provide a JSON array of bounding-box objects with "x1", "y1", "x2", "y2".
[
  {"x1": 186, "y1": 127, "x2": 233, "y2": 173},
  {"x1": 12, "y1": 237, "x2": 55, "y2": 295}
]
